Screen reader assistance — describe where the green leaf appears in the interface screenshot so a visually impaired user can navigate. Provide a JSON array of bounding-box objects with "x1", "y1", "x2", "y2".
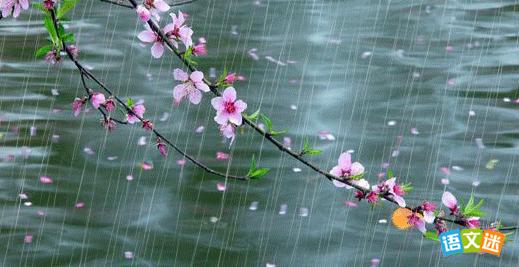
[
  {"x1": 182, "y1": 46, "x2": 193, "y2": 59},
  {"x1": 249, "y1": 168, "x2": 270, "y2": 179},
  {"x1": 244, "y1": 109, "x2": 260, "y2": 121},
  {"x1": 57, "y1": 0, "x2": 79, "y2": 19},
  {"x1": 44, "y1": 15, "x2": 59, "y2": 45},
  {"x1": 349, "y1": 173, "x2": 364, "y2": 180},
  {"x1": 260, "y1": 114, "x2": 272, "y2": 132},
  {"x1": 246, "y1": 155, "x2": 269, "y2": 179},
  {"x1": 62, "y1": 33, "x2": 75, "y2": 43},
  {"x1": 423, "y1": 231, "x2": 439, "y2": 241},
  {"x1": 270, "y1": 130, "x2": 286, "y2": 136},
  {"x1": 462, "y1": 194, "x2": 485, "y2": 217},
  {"x1": 126, "y1": 98, "x2": 134, "y2": 108},
  {"x1": 387, "y1": 169, "x2": 394, "y2": 179},
  {"x1": 35, "y1": 44, "x2": 53, "y2": 58},
  {"x1": 401, "y1": 182, "x2": 413, "y2": 193},
  {"x1": 301, "y1": 139, "x2": 321, "y2": 156}
]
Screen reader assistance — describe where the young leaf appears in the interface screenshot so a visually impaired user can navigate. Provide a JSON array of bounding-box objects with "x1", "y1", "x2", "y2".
[
  {"x1": 57, "y1": 0, "x2": 79, "y2": 19},
  {"x1": 401, "y1": 183, "x2": 413, "y2": 193},
  {"x1": 270, "y1": 130, "x2": 286, "y2": 137},
  {"x1": 62, "y1": 33, "x2": 75, "y2": 43},
  {"x1": 35, "y1": 44, "x2": 53, "y2": 58},
  {"x1": 260, "y1": 114, "x2": 273, "y2": 133},
  {"x1": 249, "y1": 168, "x2": 269, "y2": 179},
  {"x1": 246, "y1": 155, "x2": 269, "y2": 179},
  {"x1": 243, "y1": 109, "x2": 260, "y2": 121},
  {"x1": 349, "y1": 173, "x2": 364, "y2": 180},
  {"x1": 44, "y1": 15, "x2": 59, "y2": 45},
  {"x1": 423, "y1": 231, "x2": 439, "y2": 241},
  {"x1": 387, "y1": 169, "x2": 394, "y2": 179},
  {"x1": 126, "y1": 98, "x2": 134, "y2": 108},
  {"x1": 301, "y1": 139, "x2": 321, "y2": 156}
]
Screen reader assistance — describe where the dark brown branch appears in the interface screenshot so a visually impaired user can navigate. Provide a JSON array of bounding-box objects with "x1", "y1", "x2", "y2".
[
  {"x1": 100, "y1": 0, "x2": 199, "y2": 9},
  {"x1": 49, "y1": 9, "x2": 248, "y2": 181},
  {"x1": 124, "y1": 0, "x2": 519, "y2": 232}
]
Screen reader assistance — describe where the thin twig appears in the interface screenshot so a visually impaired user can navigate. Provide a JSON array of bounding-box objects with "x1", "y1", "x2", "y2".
[
  {"x1": 99, "y1": 0, "x2": 199, "y2": 9},
  {"x1": 49, "y1": 9, "x2": 248, "y2": 181},
  {"x1": 124, "y1": 0, "x2": 519, "y2": 232}
]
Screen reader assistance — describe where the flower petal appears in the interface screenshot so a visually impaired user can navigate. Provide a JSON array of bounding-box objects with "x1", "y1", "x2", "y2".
[
  {"x1": 151, "y1": 42, "x2": 164, "y2": 58},
  {"x1": 211, "y1": 96, "x2": 224, "y2": 110},
  {"x1": 173, "y1": 84, "x2": 188, "y2": 103},
  {"x1": 234, "y1": 100, "x2": 247, "y2": 113},
  {"x1": 222, "y1": 87, "x2": 237, "y2": 102},
  {"x1": 137, "y1": 30, "x2": 156, "y2": 43},
  {"x1": 195, "y1": 82, "x2": 210, "y2": 92},
  {"x1": 424, "y1": 211, "x2": 435, "y2": 224},
  {"x1": 415, "y1": 219, "x2": 426, "y2": 234},
  {"x1": 330, "y1": 166, "x2": 342, "y2": 177},
  {"x1": 351, "y1": 162, "x2": 364, "y2": 176},
  {"x1": 228, "y1": 112, "x2": 243, "y2": 126},
  {"x1": 393, "y1": 195, "x2": 406, "y2": 207},
  {"x1": 338, "y1": 152, "x2": 352, "y2": 169},
  {"x1": 188, "y1": 88, "x2": 202, "y2": 104},
  {"x1": 190, "y1": 71, "x2": 204, "y2": 82},
  {"x1": 20, "y1": 0, "x2": 29, "y2": 10},
  {"x1": 442, "y1": 191, "x2": 457, "y2": 209},
  {"x1": 173, "y1": 68, "x2": 189, "y2": 81},
  {"x1": 352, "y1": 179, "x2": 370, "y2": 190},
  {"x1": 332, "y1": 180, "x2": 347, "y2": 188},
  {"x1": 154, "y1": 0, "x2": 170, "y2": 12},
  {"x1": 214, "y1": 112, "x2": 229, "y2": 125}
]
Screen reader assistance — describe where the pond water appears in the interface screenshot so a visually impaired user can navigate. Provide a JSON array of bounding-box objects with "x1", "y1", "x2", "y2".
[{"x1": 1, "y1": 0, "x2": 519, "y2": 266}]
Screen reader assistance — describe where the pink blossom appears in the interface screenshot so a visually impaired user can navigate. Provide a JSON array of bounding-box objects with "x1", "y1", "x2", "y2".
[
  {"x1": 141, "y1": 161, "x2": 153, "y2": 170},
  {"x1": 72, "y1": 97, "x2": 84, "y2": 117},
  {"x1": 127, "y1": 104, "x2": 145, "y2": 124},
  {"x1": 441, "y1": 191, "x2": 459, "y2": 215},
  {"x1": 366, "y1": 191, "x2": 378, "y2": 203},
  {"x1": 216, "y1": 182, "x2": 226, "y2": 192},
  {"x1": 44, "y1": 50, "x2": 61, "y2": 64},
  {"x1": 143, "y1": 0, "x2": 170, "y2": 21},
  {"x1": 173, "y1": 69, "x2": 210, "y2": 104},
  {"x1": 1, "y1": 0, "x2": 29, "y2": 18},
  {"x1": 434, "y1": 218, "x2": 448, "y2": 234},
  {"x1": 90, "y1": 92, "x2": 106, "y2": 109},
  {"x1": 138, "y1": 25, "x2": 168, "y2": 59},
  {"x1": 224, "y1": 73, "x2": 237, "y2": 84},
  {"x1": 164, "y1": 11, "x2": 193, "y2": 49},
  {"x1": 407, "y1": 212, "x2": 426, "y2": 233},
  {"x1": 101, "y1": 118, "x2": 116, "y2": 132},
  {"x1": 67, "y1": 44, "x2": 79, "y2": 58},
  {"x1": 39, "y1": 176, "x2": 53, "y2": 184},
  {"x1": 43, "y1": 0, "x2": 56, "y2": 9},
  {"x1": 75, "y1": 202, "x2": 85, "y2": 209},
  {"x1": 24, "y1": 234, "x2": 33, "y2": 244},
  {"x1": 211, "y1": 87, "x2": 248, "y2": 126},
  {"x1": 219, "y1": 123, "x2": 236, "y2": 141},
  {"x1": 216, "y1": 152, "x2": 229, "y2": 160},
  {"x1": 157, "y1": 139, "x2": 167, "y2": 157},
  {"x1": 136, "y1": 5, "x2": 151, "y2": 22},
  {"x1": 104, "y1": 97, "x2": 115, "y2": 112},
  {"x1": 192, "y1": 42, "x2": 207, "y2": 56},
  {"x1": 330, "y1": 152, "x2": 364, "y2": 183},
  {"x1": 421, "y1": 201, "x2": 436, "y2": 223},
  {"x1": 142, "y1": 120, "x2": 153, "y2": 131},
  {"x1": 354, "y1": 190, "x2": 365, "y2": 201},
  {"x1": 464, "y1": 217, "x2": 480, "y2": 228},
  {"x1": 372, "y1": 178, "x2": 406, "y2": 207}
]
